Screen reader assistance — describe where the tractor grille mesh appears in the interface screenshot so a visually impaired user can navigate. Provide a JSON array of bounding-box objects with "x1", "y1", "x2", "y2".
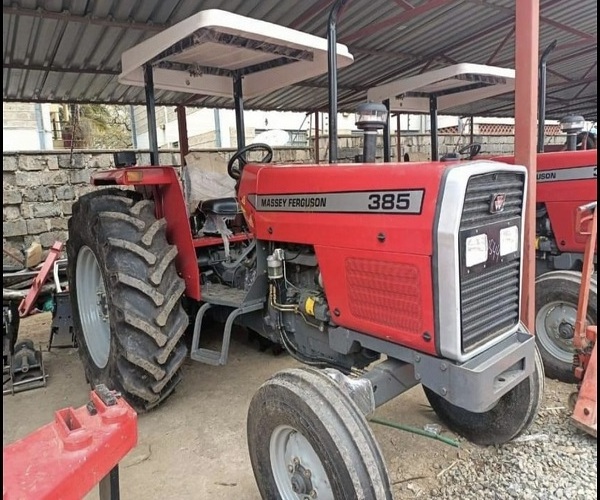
[
  {"x1": 346, "y1": 258, "x2": 422, "y2": 334},
  {"x1": 459, "y1": 171, "x2": 525, "y2": 352}
]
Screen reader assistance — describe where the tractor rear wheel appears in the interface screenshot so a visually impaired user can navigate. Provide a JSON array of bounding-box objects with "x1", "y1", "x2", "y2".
[
  {"x1": 424, "y1": 346, "x2": 545, "y2": 446},
  {"x1": 535, "y1": 270, "x2": 597, "y2": 383},
  {"x1": 67, "y1": 189, "x2": 189, "y2": 412},
  {"x1": 247, "y1": 368, "x2": 392, "y2": 500}
]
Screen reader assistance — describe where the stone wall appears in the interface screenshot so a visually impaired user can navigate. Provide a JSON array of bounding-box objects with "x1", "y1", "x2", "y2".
[
  {"x1": 3, "y1": 134, "x2": 565, "y2": 254},
  {"x1": 313, "y1": 133, "x2": 566, "y2": 161},
  {"x1": 2, "y1": 148, "x2": 312, "y2": 254}
]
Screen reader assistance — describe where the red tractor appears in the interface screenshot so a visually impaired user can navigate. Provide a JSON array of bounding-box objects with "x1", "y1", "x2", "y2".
[{"x1": 67, "y1": 5, "x2": 543, "y2": 496}]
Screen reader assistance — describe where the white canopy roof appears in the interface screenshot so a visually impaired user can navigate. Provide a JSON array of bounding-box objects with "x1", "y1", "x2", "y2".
[
  {"x1": 119, "y1": 9, "x2": 354, "y2": 99},
  {"x1": 367, "y1": 63, "x2": 515, "y2": 113}
]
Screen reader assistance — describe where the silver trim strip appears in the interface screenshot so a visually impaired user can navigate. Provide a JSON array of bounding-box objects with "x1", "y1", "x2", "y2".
[{"x1": 436, "y1": 161, "x2": 528, "y2": 362}]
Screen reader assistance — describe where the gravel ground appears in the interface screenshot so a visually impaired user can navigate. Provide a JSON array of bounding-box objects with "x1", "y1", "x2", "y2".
[{"x1": 424, "y1": 380, "x2": 598, "y2": 500}]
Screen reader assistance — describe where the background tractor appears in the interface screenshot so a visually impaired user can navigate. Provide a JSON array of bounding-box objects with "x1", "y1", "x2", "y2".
[{"x1": 67, "y1": 3, "x2": 543, "y2": 497}]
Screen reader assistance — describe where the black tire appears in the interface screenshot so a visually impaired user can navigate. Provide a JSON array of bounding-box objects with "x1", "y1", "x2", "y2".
[
  {"x1": 67, "y1": 189, "x2": 189, "y2": 413},
  {"x1": 247, "y1": 368, "x2": 392, "y2": 500},
  {"x1": 424, "y1": 346, "x2": 545, "y2": 446},
  {"x1": 535, "y1": 270, "x2": 597, "y2": 383}
]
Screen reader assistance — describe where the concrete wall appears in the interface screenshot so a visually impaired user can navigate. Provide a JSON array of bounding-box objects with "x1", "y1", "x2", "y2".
[
  {"x1": 2, "y1": 148, "x2": 311, "y2": 253},
  {"x1": 3, "y1": 103, "x2": 54, "y2": 151}
]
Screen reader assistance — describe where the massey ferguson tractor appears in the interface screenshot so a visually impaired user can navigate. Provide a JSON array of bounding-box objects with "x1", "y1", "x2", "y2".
[
  {"x1": 367, "y1": 57, "x2": 598, "y2": 385},
  {"x1": 67, "y1": 4, "x2": 543, "y2": 497}
]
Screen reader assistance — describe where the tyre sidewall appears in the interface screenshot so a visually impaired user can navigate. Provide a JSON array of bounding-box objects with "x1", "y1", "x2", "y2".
[
  {"x1": 68, "y1": 209, "x2": 120, "y2": 390},
  {"x1": 248, "y1": 372, "x2": 390, "y2": 500},
  {"x1": 535, "y1": 272, "x2": 597, "y2": 382}
]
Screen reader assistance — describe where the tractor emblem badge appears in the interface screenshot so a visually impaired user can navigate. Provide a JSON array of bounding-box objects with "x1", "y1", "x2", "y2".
[{"x1": 490, "y1": 193, "x2": 506, "y2": 213}]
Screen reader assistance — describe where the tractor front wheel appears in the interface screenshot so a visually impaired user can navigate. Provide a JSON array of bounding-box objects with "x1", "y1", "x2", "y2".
[
  {"x1": 67, "y1": 189, "x2": 189, "y2": 412},
  {"x1": 535, "y1": 270, "x2": 597, "y2": 383},
  {"x1": 247, "y1": 368, "x2": 392, "y2": 500},
  {"x1": 424, "y1": 346, "x2": 545, "y2": 446}
]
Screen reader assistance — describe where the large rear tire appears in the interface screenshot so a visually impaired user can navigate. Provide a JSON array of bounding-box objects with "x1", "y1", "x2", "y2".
[
  {"x1": 535, "y1": 270, "x2": 597, "y2": 383},
  {"x1": 424, "y1": 346, "x2": 545, "y2": 446},
  {"x1": 67, "y1": 189, "x2": 189, "y2": 412},
  {"x1": 247, "y1": 368, "x2": 392, "y2": 500}
]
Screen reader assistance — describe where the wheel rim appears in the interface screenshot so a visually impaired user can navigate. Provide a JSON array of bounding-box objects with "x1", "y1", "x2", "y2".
[
  {"x1": 76, "y1": 246, "x2": 111, "y2": 369},
  {"x1": 536, "y1": 300, "x2": 584, "y2": 363},
  {"x1": 269, "y1": 425, "x2": 334, "y2": 500}
]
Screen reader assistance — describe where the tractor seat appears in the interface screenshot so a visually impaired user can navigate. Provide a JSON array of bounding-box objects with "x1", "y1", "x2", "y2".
[{"x1": 199, "y1": 197, "x2": 240, "y2": 217}]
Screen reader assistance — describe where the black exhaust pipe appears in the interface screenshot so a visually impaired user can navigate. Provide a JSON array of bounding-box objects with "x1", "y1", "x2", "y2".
[
  {"x1": 327, "y1": 0, "x2": 349, "y2": 163},
  {"x1": 537, "y1": 40, "x2": 558, "y2": 153}
]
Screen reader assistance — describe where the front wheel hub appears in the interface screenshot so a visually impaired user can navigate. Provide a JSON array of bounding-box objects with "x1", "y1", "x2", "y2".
[{"x1": 558, "y1": 321, "x2": 574, "y2": 340}]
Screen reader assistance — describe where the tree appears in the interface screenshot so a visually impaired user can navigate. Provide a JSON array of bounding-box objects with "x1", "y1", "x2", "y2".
[{"x1": 65, "y1": 104, "x2": 133, "y2": 149}]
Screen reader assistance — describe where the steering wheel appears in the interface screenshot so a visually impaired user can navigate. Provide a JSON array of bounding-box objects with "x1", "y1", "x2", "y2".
[
  {"x1": 227, "y1": 143, "x2": 274, "y2": 180},
  {"x1": 457, "y1": 143, "x2": 482, "y2": 160}
]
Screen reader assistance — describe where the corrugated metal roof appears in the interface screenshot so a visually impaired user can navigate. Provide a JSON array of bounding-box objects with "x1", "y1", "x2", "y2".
[{"x1": 2, "y1": 0, "x2": 597, "y2": 119}]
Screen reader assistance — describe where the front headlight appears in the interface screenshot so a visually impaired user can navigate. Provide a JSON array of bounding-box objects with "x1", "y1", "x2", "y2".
[
  {"x1": 500, "y1": 226, "x2": 519, "y2": 256},
  {"x1": 465, "y1": 233, "x2": 489, "y2": 267}
]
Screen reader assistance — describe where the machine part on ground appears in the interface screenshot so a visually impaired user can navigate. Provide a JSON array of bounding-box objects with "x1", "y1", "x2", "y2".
[
  {"x1": 3, "y1": 300, "x2": 19, "y2": 367},
  {"x1": 3, "y1": 384, "x2": 137, "y2": 500},
  {"x1": 4, "y1": 339, "x2": 47, "y2": 396},
  {"x1": 570, "y1": 202, "x2": 597, "y2": 437},
  {"x1": 535, "y1": 270, "x2": 597, "y2": 382},
  {"x1": 49, "y1": 291, "x2": 77, "y2": 350},
  {"x1": 423, "y1": 347, "x2": 545, "y2": 446},
  {"x1": 247, "y1": 368, "x2": 392, "y2": 500},
  {"x1": 67, "y1": 189, "x2": 188, "y2": 413}
]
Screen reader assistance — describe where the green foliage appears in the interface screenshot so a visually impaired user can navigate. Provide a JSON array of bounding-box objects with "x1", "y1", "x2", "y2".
[{"x1": 68, "y1": 104, "x2": 133, "y2": 149}]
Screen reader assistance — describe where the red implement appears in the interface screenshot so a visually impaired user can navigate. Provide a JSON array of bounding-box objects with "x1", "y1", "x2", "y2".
[
  {"x1": 571, "y1": 202, "x2": 597, "y2": 437},
  {"x1": 3, "y1": 386, "x2": 137, "y2": 499},
  {"x1": 18, "y1": 241, "x2": 63, "y2": 317}
]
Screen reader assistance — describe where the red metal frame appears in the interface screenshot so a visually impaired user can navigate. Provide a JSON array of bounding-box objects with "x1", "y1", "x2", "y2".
[
  {"x1": 18, "y1": 241, "x2": 63, "y2": 317},
  {"x1": 571, "y1": 202, "x2": 597, "y2": 437},
  {"x1": 3, "y1": 388, "x2": 137, "y2": 499}
]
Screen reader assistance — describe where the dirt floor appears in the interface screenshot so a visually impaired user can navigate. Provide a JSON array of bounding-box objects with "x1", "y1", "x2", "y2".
[{"x1": 3, "y1": 312, "x2": 573, "y2": 499}]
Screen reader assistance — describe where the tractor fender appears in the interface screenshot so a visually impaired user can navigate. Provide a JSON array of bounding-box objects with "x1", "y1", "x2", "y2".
[{"x1": 92, "y1": 167, "x2": 200, "y2": 300}]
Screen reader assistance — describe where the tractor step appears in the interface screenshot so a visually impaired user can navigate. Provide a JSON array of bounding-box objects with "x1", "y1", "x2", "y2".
[
  {"x1": 190, "y1": 292, "x2": 264, "y2": 366},
  {"x1": 200, "y1": 283, "x2": 249, "y2": 308}
]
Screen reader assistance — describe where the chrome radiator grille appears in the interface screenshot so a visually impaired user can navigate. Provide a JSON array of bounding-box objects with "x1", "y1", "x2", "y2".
[{"x1": 459, "y1": 171, "x2": 526, "y2": 352}]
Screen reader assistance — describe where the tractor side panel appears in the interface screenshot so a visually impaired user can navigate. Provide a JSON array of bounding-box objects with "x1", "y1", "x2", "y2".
[
  {"x1": 315, "y1": 245, "x2": 436, "y2": 354},
  {"x1": 238, "y1": 162, "x2": 444, "y2": 352}
]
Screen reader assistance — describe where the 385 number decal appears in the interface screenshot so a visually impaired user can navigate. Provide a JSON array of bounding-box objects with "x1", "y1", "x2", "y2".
[{"x1": 367, "y1": 192, "x2": 412, "y2": 211}]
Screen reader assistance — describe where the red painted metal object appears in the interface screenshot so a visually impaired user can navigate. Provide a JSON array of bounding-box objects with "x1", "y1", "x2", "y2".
[
  {"x1": 495, "y1": 150, "x2": 597, "y2": 253},
  {"x1": 18, "y1": 241, "x2": 63, "y2": 317},
  {"x1": 571, "y1": 201, "x2": 597, "y2": 437},
  {"x1": 3, "y1": 386, "x2": 137, "y2": 499},
  {"x1": 92, "y1": 166, "x2": 201, "y2": 300}
]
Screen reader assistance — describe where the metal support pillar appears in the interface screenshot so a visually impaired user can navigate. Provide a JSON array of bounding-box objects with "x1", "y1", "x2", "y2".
[
  {"x1": 98, "y1": 466, "x2": 120, "y2": 500},
  {"x1": 314, "y1": 111, "x2": 320, "y2": 164},
  {"x1": 469, "y1": 116, "x2": 475, "y2": 145},
  {"x1": 396, "y1": 113, "x2": 402, "y2": 161},
  {"x1": 514, "y1": 0, "x2": 539, "y2": 331},
  {"x1": 143, "y1": 64, "x2": 159, "y2": 166},
  {"x1": 383, "y1": 99, "x2": 391, "y2": 162},
  {"x1": 327, "y1": 0, "x2": 348, "y2": 163},
  {"x1": 429, "y1": 96, "x2": 439, "y2": 161},
  {"x1": 233, "y1": 74, "x2": 245, "y2": 150},
  {"x1": 176, "y1": 105, "x2": 189, "y2": 167}
]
